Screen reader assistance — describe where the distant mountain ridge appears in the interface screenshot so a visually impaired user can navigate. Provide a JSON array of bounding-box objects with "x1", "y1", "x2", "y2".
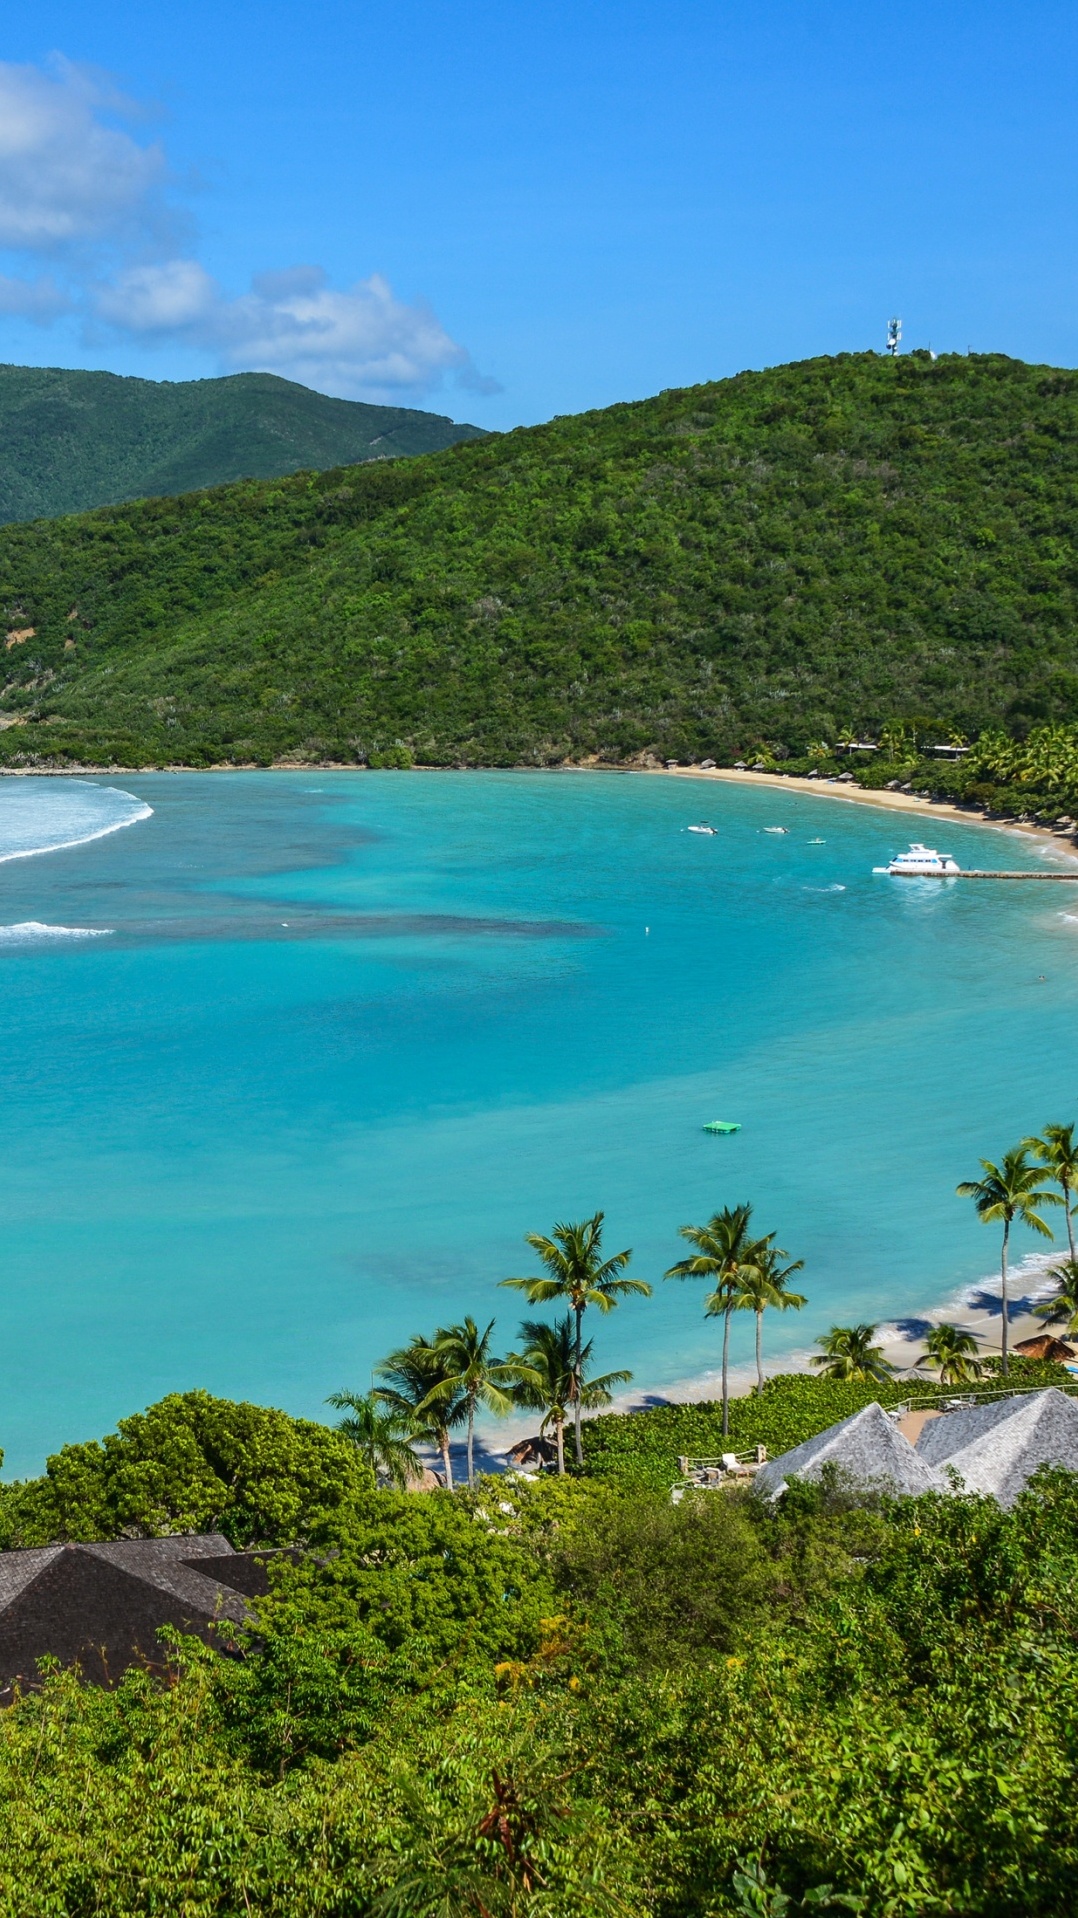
[{"x1": 0, "y1": 365, "x2": 486, "y2": 524}]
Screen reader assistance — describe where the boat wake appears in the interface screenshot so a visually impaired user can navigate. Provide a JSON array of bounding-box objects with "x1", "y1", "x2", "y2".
[
  {"x1": 0, "y1": 782, "x2": 152, "y2": 865},
  {"x1": 0, "y1": 922, "x2": 113, "y2": 943}
]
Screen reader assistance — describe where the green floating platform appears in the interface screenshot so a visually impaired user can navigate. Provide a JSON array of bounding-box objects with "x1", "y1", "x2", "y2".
[{"x1": 703, "y1": 1120, "x2": 741, "y2": 1135}]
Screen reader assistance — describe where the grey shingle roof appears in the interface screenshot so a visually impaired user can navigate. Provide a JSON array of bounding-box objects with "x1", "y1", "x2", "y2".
[
  {"x1": 917, "y1": 1388, "x2": 1078, "y2": 1506},
  {"x1": 0, "y1": 1548, "x2": 62, "y2": 1609},
  {"x1": 916, "y1": 1396, "x2": 1029, "y2": 1465},
  {"x1": 755, "y1": 1402, "x2": 947, "y2": 1500},
  {"x1": 0, "y1": 1533, "x2": 265, "y2": 1695},
  {"x1": 82, "y1": 1534, "x2": 248, "y2": 1626}
]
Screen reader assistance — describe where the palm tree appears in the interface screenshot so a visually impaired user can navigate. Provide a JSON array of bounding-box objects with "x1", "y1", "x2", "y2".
[
  {"x1": 730, "y1": 1237, "x2": 807, "y2": 1395},
  {"x1": 501, "y1": 1213, "x2": 651, "y2": 1466},
  {"x1": 957, "y1": 1146, "x2": 1061, "y2": 1376},
  {"x1": 374, "y1": 1335, "x2": 466, "y2": 1490},
  {"x1": 915, "y1": 1323, "x2": 984, "y2": 1384},
  {"x1": 1033, "y1": 1258, "x2": 1078, "y2": 1339},
  {"x1": 1025, "y1": 1122, "x2": 1078, "y2": 1261},
  {"x1": 324, "y1": 1390, "x2": 424, "y2": 1489},
  {"x1": 810, "y1": 1324, "x2": 893, "y2": 1383},
  {"x1": 419, "y1": 1317, "x2": 518, "y2": 1487},
  {"x1": 879, "y1": 720, "x2": 914, "y2": 762},
  {"x1": 507, "y1": 1315, "x2": 632, "y2": 1475},
  {"x1": 665, "y1": 1203, "x2": 759, "y2": 1436}
]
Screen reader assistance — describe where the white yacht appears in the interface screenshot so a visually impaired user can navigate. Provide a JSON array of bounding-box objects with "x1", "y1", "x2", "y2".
[{"x1": 876, "y1": 842, "x2": 961, "y2": 877}]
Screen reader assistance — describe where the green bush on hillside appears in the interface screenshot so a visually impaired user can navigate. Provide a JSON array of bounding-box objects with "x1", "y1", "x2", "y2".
[{"x1": 0, "y1": 1390, "x2": 372, "y2": 1548}]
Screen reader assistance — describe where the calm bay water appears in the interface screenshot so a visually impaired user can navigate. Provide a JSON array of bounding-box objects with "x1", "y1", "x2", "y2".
[{"x1": 2, "y1": 770, "x2": 1077, "y2": 1474}]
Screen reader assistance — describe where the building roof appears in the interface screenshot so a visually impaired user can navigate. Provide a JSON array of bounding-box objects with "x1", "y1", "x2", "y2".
[
  {"x1": 1013, "y1": 1334, "x2": 1075, "y2": 1362},
  {"x1": 0, "y1": 1533, "x2": 270, "y2": 1698},
  {"x1": 754, "y1": 1402, "x2": 946, "y2": 1500},
  {"x1": 915, "y1": 1388, "x2": 1078, "y2": 1506},
  {"x1": 915, "y1": 1395, "x2": 1027, "y2": 1465}
]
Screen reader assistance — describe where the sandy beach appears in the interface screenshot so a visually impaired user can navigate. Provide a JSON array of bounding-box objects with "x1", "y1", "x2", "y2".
[
  {"x1": 601, "y1": 1258, "x2": 1073, "y2": 1425},
  {"x1": 657, "y1": 761, "x2": 1078, "y2": 855}
]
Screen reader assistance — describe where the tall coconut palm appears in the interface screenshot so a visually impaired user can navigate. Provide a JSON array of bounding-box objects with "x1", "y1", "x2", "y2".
[
  {"x1": 507, "y1": 1315, "x2": 632, "y2": 1475},
  {"x1": 915, "y1": 1323, "x2": 984, "y2": 1384},
  {"x1": 374, "y1": 1335, "x2": 466, "y2": 1490},
  {"x1": 810, "y1": 1324, "x2": 893, "y2": 1383},
  {"x1": 324, "y1": 1390, "x2": 424, "y2": 1489},
  {"x1": 1033, "y1": 1259, "x2": 1078, "y2": 1339},
  {"x1": 665, "y1": 1203, "x2": 759, "y2": 1436},
  {"x1": 957, "y1": 1147, "x2": 1061, "y2": 1376},
  {"x1": 730, "y1": 1236, "x2": 807, "y2": 1395},
  {"x1": 418, "y1": 1317, "x2": 518, "y2": 1487},
  {"x1": 1025, "y1": 1122, "x2": 1078, "y2": 1261},
  {"x1": 501, "y1": 1213, "x2": 651, "y2": 1466}
]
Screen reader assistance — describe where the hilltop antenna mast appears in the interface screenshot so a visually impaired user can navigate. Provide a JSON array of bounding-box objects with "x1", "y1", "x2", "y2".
[{"x1": 886, "y1": 317, "x2": 902, "y2": 356}]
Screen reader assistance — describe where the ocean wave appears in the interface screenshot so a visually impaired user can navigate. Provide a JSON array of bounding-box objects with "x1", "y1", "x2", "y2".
[
  {"x1": 802, "y1": 883, "x2": 846, "y2": 893},
  {"x1": 0, "y1": 922, "x2": 113, "y2": 943},
  {"x1": 0, "y1": 782, "x2": 152, "y2": 865}
]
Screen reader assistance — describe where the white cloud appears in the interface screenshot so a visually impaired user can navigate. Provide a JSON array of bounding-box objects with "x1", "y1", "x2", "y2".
[
  {"x1": 95, "y1": 259, "x2": 217, "y2": 332},
  {"x1": 0, "y1": 57, "x2": 498, "y2": 402},
  {"x1": 94, "y1": 260, "x2": 492, "y2": 400},
  {"x1": 0, "y1": 58, "x2": 166, "y2": 251}
]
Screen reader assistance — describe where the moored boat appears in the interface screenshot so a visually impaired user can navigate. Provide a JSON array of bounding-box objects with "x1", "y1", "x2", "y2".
[{"x1": 875, "y1": 842, "x2": 961, "y2": 877}]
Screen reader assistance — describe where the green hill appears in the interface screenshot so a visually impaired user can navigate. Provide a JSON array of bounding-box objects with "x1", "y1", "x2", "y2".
[
  {"x1": 0, "y1": 349, "x2": 1076, "y2": 770},
  {"x1": 0, "y1": 364, "x2": 486, "y2": 524}
]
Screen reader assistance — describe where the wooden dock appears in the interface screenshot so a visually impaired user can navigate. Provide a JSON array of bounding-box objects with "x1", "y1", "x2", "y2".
[{"x1": 908, "y1": 870, "x2": 1078, "y2": 881}]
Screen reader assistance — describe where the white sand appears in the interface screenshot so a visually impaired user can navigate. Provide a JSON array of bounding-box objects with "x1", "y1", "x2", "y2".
[{"x1": 654, "y1": 762, "x2": 1078, "y2": 857}]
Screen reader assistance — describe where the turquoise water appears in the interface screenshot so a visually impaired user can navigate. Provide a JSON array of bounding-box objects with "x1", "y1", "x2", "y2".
[{"x1": 2, "y1": 770, "x2": 1078, "y2": 1475}]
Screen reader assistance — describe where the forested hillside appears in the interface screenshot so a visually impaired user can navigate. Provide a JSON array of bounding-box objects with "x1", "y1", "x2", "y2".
[
  {"x1": 0, "y1": 365, "x2": 484, "y2": 525},
  {"x1": 0, "y1": 350, "x2": 1076, "y2": 769}
]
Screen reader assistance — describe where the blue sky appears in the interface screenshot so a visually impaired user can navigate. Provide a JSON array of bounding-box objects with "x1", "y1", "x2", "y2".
[{"x1": 1, "y1": 1, "x2": 1075, "y2": 426}]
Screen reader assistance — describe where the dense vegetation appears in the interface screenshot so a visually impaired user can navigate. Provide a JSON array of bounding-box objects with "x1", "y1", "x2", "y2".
[
  {"x1": 0, "y1": 365, "x2": 484, "y2": 525},
  {"x1": 0, "y1": 349, "x2": 1077, "y2": 770},
  {"x1": 1, "y1": 1385, "x2": 1077, "y2": 1912}
]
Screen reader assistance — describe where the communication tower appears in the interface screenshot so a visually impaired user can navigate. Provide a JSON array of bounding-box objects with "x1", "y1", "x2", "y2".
[{"x1": 886, "y1": 317, "x2": 902, "y2": 356}]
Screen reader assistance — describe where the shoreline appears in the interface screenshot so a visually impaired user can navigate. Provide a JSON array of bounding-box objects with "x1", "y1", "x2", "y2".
[
  {"x1": 603, "y1": 1251, "x2": 1073, "y2": 1423},
  {"x1": 4, "y1": 756, "x2": 1073, "y2": 858},
  {"x1": 655, "y1": 763, "x2": 1078, "y2": 857}
]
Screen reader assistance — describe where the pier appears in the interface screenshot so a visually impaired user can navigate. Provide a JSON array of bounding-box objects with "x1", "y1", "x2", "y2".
[{"x1": 906, "y1": 870, "x2": 1078, "y2": 881}]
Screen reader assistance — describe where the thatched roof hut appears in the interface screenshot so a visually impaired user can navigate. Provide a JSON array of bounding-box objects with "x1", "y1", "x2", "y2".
[{"x1": 1013, "y1": 1334, "x2": 1075, "y2": 1363}]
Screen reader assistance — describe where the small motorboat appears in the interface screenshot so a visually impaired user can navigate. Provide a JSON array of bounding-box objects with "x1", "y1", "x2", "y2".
[
  {"x1": 703, "y1": 1119, "x2": 741, "y2": 1135},
  {"x1": 807, "y1": 837, "x2": 825, "y2": 844},
  {"x1": 762, "y1": 826, "x2": 788, "y2": 835},
  {"x1": 687, "y1": 823, "x2": 718, "y2": 835}
]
